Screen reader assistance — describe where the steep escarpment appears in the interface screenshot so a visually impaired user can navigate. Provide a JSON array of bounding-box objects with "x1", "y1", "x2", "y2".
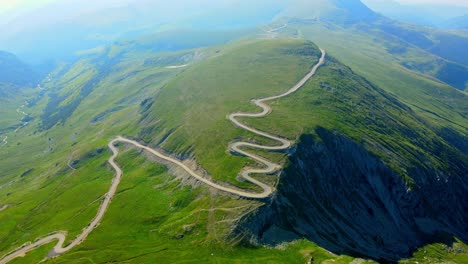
[{"x1": 239, "y1": 127, "x2": 467, "y2": 262}]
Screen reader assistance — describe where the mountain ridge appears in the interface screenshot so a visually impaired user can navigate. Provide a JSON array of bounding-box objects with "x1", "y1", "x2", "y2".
[
  {"x1": 0, "y1": 1, "x2": 467, "y2": 263},
  {"x1": 0, "y1": 51, "x2": 37, "y2": 87}
]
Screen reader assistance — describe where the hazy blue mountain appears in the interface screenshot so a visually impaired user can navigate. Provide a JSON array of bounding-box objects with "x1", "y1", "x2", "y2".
[
  {"x1": 279, "y1": 0, "x2": 468, "y2": 90},
  {"x1": 0, "y1": 1, "x2": 467, "y2": 263},
  {"x1": 0, "y1": 51, "x2": 37, "y2": 87},
  {"x1": 362, "y1": 0, "x2": 468, "y2": 28},
  {"x1": 441, "y1": 14, "x2": 468, "y2": 29},
  {"x1": 0, "y1": 0, "x2": 284, "y2": 64}
]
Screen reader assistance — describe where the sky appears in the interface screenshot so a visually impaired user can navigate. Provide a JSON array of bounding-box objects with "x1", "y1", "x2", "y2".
[
  {"x1": 1, "y1": 0, "x2": 468, "y2": 15},
  {"x1": 397, "y1": 0, "x2": 468, "y2": 6},
  {"x1": 0, "y1": 0, "x2": 57, "y2": 24},
  {"x1": 0, "y1": 0, "x2": 466, "y2": 62},
  {"x1": 0, "y1": 0, "x2": 128, "y2": 15},
  {"x1": 1, "y1": 0, "x2": 466, "y2": 26},
  {"x1": 0, "y1": 0, "x2": 57, "y2": 14},
  {"x1": 0, "y1": 0, "x2": 236, "y2": 25}
]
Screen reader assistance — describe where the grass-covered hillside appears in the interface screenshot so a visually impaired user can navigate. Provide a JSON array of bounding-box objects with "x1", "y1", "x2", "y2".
[
  {"x1": 371, "y1": 21, "x2": 468, "y2": 90},
  {"x1": 1, "y1": 0, "x2": 467, "y2": 262},
  {"x1": 0, "y1": 84, "x2": 35, "y2": 132},
  {"x1": 279, "y1": 0, "x2": 468, "y2": 91},
  {"x1": 237, "y1": 54, "x2": 467, "y2": 261},
  {"x1": 286, "y1": 22, "x2": 468, "y2": 130},
  {"x1": 0, "y1": 51, "x2": 38, "y2": 137},
  {"x1": 0, "y1": 31, "x2": 466, "y2": 263},
  {"x1": 139, "y1": 39, "x2": 321, "y2": 187},
  {"x1": 0, "y1": 38, "x2": 381, "y2": 263}
]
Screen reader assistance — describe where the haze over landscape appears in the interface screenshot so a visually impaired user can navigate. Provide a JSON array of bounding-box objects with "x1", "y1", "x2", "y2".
[{"x1": 0, "y1": 0, "x2": 467, "y2": 263}]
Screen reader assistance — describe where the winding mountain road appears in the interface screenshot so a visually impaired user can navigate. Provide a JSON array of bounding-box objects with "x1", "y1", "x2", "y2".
[
  {"x1": 0, "y1": 48, "x2": 325, "y2": 263},
  {"x1": 0, "y1": 140, "x2": 123, "y2": 264},
  {"x1": 15, "y1": 108, "x2": 27, "y2": 116},
  {"x1": 165, "y1": 64, "x2": 189, "y2": 69},
  {"x1": 14, "y1": 101, "x2": 30, "y2": 133},
  {"x1": 267, "y1": 23, "x2": 288, "y2": 33},
  {"x1": 16, "y1": 102, "x2": 28, "y2": 117},
  {"x1": 0, "y1": 204, "x2": 9, "y2": 212},
  {"x1": 228, "y1": 48, "x2": 325, "y2": 196}
]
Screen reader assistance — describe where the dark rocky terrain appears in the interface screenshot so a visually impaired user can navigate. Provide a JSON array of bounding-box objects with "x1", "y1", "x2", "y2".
[{"x1": 240, "y1": 127, "x2": 468, "y2": 262}]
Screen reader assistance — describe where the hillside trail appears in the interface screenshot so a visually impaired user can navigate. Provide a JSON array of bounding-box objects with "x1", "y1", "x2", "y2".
[
  {"x1": 165, "y1": 64, "x2": 189, "y2": 69},
  {"x1": 267, "y1": 23, "x2": 288, "y2": 33},
  {"x1": 14, "y1": 101, "x2": 30, "y2": 133},
  {"x1": 0, "y1": 204, "x2": 9, "y2": 212},
  {"x1": 0, "y1": 48, "x2": 325, "y2": 263}
]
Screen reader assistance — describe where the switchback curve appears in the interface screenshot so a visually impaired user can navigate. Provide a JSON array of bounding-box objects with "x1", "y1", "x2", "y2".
[{"x1": 0, "y1": 48, "x2": 325, "y2": 263}]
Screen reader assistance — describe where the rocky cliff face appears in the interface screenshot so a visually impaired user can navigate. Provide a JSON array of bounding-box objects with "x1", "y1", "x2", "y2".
[{"x1": 239, "y1": 127, "x2": 468, "y2": 262}]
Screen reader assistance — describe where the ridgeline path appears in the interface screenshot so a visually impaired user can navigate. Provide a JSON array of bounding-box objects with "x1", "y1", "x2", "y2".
[
  {"x1": 267, "y1": 23, "x2": 288, "y2": 33},
  {"x1": 14, "y1": 101, "x2": 29, "y2": 133},
  {"x1": 0, "y1": 48, "x2": 325, "y2": 263},
  {"x1": 165, "y1": 64, "x2": 189, "y2": 69},
  {"x1": 0, "y1": 205, "x2": 9, "y2": 212}
]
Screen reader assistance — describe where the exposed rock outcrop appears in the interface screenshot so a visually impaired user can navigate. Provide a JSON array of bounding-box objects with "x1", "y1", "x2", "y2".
[{"x1": 239, "y1": 127, "x2": 468, "y2": 262}]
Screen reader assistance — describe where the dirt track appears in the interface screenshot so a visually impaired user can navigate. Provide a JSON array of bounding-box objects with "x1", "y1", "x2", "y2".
[
  {"x1": 0, "y1": 140, "x2": 123, "y2": 264},
  {"x1": 0, "y1": 48, "x2": 325, "y2": 263}
]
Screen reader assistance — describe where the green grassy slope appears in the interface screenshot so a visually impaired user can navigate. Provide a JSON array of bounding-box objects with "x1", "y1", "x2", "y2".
[
  {"x1": 0, "y1": 44, "x2": 187, "y2": 260},
  {"x1": 279, "y1": 1, "x2": 468, "y2": 88},
  {"x1": 0, "y1": 33, "x2": 466, "y2": 263},
  {"x1": 0, "y1": 50, "x2": 38, "y2": 131},
  {"x1": 139, "y1": 39, "x2": 321, "y2": 187},
  {"x1": 0, "y1": 86, "x2": 32, "y2": 131},
  {"x1": 43, "y1": 149, "x2": 366, "y2": 264},
  {"x1": 243, "y1": 55, "x2": 466, "y2": 181},
  {"x1": 290, "y1": 23, "x2": 467, "y2": 133},
  {"x1": 366, "y1": 21, "x2": 468, "y2": 91},
  {"x1": 0, "y1": 38, "x2": 378, "y2": 263},
  {"x1": 137, "y1": 37, "x2": 467, "y2": 262},
  {"x1": 401, "y1": 240, "x2": 468, "y2": 264}
]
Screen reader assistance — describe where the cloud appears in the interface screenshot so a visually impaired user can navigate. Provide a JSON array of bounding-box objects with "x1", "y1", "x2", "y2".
[
  {"x1": 396, "y1": 0, "x2": 468, "y2": 6},
  {"x1": 0, "y1": 0, "x2": 61, "y2": 25}
]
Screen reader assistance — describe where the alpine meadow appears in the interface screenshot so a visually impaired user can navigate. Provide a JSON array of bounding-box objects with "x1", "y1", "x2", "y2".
[{"x1": 0, "y1": 0, "x2": 467, "y2": 263}]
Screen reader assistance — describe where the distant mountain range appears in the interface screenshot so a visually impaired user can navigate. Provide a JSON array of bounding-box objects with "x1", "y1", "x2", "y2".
[
  {"x1": 0, "y1": 51, "x2": 37, "y2": 87},
  {"x1": 277, "y1": 0, "x2": 468, "y2": 90},
  {"x1": 0, "y1": 0, "x2": 466, "y2": 263},
  {"x1": 1, "y1": 0, "x2": 467, "y2": 91},
  {"x1": 441, "y1": 14, "x2": 468, "y2": 29},
  {"x1": 0, "y1": 0, "x2": 285, "y2": 64},
  {"x1": 363, "y1": 0, "x2": 468, "y2": 29}
]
